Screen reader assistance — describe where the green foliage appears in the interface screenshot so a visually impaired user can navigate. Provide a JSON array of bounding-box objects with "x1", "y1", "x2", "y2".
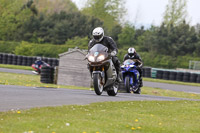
[
  {"x1": 13, "y1": 41, "x2": 88, "y2": 58},
  {"x1": 33, "y1": 0, "x2": 78, "y2": 14},
  {"x1": 82, "y1": 0, "x2": 126, "y2": 31},
  {"x1": 163, "y1": 0, "x2": 188, "y2": 26},
  {"x1": 118, "y1": 24, "x2": 136, "y2": 47},
  {"x1": 0, "y1": 41, "x2": 20, "y2": 53},
  {"x1": 65, "y1": 36, "x2": 89, "y2": 49},
  {"x1": 15, "y1": 11, "x2": 103, "y2": 44}
]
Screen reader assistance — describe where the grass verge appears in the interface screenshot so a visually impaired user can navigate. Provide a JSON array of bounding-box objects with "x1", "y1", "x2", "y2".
[
  {"x1": 0, "y1": 72, "x2": 200, "y2": 100},
  {"x1": 0, "y1": 64, "x2": 33, "y2": 71},
  {"x1": 0, "y1": 72, "x2": 89, "y2": 90},
  {"x1": 0, "y1": 101, "x2": 200, "y2": 133},
  {"x1": 144, "y1": 77, "x2": 200, "y2": 87}
]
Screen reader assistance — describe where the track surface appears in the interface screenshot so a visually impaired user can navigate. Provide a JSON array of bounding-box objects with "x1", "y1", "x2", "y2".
[
  {"x1": 0, "y1": 85, "x2": 198, "y2": 112},
  {"x1": 0, "y1": 68, "x2": 199, "y2": 112}
]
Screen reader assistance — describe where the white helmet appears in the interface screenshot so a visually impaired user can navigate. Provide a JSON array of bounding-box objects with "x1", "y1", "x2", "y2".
[
  {"x1": 128, "y1": 47, "x2": 136, "y2": 55},
  {"x1": 92, "y1": 27, "x2": 104, "y2": 42}
]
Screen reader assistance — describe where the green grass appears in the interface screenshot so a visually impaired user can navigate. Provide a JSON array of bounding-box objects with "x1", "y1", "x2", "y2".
[
  {"x1": 0, "y1": 64, "x2": 33, "y2": 71},
  {"x1": 0, "y1": 101, "x2": 200, "y2": 133},
  {"x1": 0, "y1": 72, "x2": 90, "y2": 90},
  {"x1": 144, "y1": 77, "x2": 200, "y2": 87},
  {"x1": 1, "y1": 72, "x2": 200, "y2": 100}
]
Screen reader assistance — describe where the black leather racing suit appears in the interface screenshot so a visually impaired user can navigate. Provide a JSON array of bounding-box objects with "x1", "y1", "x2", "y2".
[
  {"x1": 123, "y1": 53, "x2": 143, "y2": 86},
  {"x1": 88, "y1": 36, "x2": 121, "y2": 76}
]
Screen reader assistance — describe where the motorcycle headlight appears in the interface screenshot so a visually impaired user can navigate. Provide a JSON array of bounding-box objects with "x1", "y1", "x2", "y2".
[
  {"x1": 96, "y1": 55, "x2": 105, "y2": 62},
  {"x1": 88, "y1": 56, "x2": 95, "y2": 62},
  {"x1": 121, "y1": 65, "x2": 125, "y2": 68}
]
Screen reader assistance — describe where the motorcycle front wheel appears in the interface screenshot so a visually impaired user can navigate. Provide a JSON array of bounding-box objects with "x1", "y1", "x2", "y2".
[
  {"x1": 93, "y1": 73, "x2": 103, "y2": 95},
  {"x1": 125, "y1": 76, "x2": 131, "y2": 93}
]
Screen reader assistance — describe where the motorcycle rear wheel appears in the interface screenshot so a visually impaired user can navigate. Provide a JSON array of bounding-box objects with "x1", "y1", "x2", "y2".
[
  {"x1": 125, "y1": 76, "x2": 131, "y2": 93},
  {"x1": 93, "y1": 73, "x2": 103, "y2": 95}
]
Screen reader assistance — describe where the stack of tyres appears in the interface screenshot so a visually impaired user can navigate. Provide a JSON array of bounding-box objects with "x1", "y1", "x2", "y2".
[
  {"x1": 12, "y1": 55, "x2": 18, "y2": 65},
  {"x1": 0, "y1": 53, "x2": 2, "y2": 63},
  {"x1": 169, "y1": 71, "x2": 177, "y2": 80},
  {"x1": 183, "y1": 72, "x2": 190, "y2": 82},
  {"x1": 27, "y1": 57, "x2": 33, "y2": 66},
  {"x1": 156, "y1": 70, "x2": 163, "y2": 79},
  {"x1": 196, "y1": 74, "x2": 200, "y2": 83},
  {"x1": 40, "y1": 66, "x2": 54, "y2": 83},
  {"x1": 22, "y1": 56, "x2": 28, "y2": 66},
  {"x1": 163, "y1": 71, "x2": 170, "y2": 80},
  {"x1": 176, "y1": 72, "x2": 184, "y2": 81},
  {"x1": 2, "y1": 54, "x2": 8, "y2": 64},
  {"x1": 17, "y1": 56, "x2": 23, "y2": 65},
  {"x1": 142, "y1": 68, "x2": 145, "y2": 77},
  {"x1": 43, "y1": 57, "x2": 48, "y2": 64},
  {"x1": 144, "y1": 67, "x2": 151, "y2": 78},
  {"x1": 52, "y1": 58, "x2": 59, "y2": 67},
  {"x1": 7, "y1": 54, "x2": 13, "y2": 65},
  {"x1": 190, "y1": 73, "x2": 198, "y2": 83},
  {"x1": 47, "y1": 58, "x2": 53, "y2": 66}
]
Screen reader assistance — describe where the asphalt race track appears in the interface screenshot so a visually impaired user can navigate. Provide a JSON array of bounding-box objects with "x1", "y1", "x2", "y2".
[
  {"x1": 0, "y1": 68, "x2": 199, "y2": 112},
  {"x1": 1, "y1": 84, "x2": 199, "y2": 112}
]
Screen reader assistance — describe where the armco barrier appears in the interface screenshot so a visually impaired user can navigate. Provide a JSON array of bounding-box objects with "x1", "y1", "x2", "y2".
[{"x1": 0, "y1": 53, "x2": 59, "y2": 67}]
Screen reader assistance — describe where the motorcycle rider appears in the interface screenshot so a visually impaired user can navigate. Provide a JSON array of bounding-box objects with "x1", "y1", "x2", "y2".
[
  {"x1": 123, "y1": 47, "x2": 143, "y2": 87},
  {"x1": 33, "y1": 57, "x2": 45, "y2": 74},
  {"x1": 88, "y1": 27, "x2": 121, "y2": 82}
]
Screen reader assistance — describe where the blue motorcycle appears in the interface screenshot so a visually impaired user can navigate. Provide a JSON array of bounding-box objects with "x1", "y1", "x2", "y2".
[{"x1": 121, "y1": 59, "x2": 141, "y2": 94}]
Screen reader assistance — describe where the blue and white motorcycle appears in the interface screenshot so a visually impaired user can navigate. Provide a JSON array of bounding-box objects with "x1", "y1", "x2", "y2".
[{"x1": 121, "y1": 59, "x2": 141, "y2": 94}]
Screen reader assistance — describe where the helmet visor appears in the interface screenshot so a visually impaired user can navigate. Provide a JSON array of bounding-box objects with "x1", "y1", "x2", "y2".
[{"x1": 93, "y1": 35, "x2": 102, "y2": 40}]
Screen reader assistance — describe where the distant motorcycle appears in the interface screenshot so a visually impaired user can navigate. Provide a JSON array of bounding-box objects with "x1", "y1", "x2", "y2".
[
  {"x1": 86, "y1": 44, "x2": 119, "y2": 96},
  {"x1": 31, "y1": 62, "x2": 50, "y2": 75},
  {"x1": 121, "y1": 59, "x2": 141, "y2": 94}
]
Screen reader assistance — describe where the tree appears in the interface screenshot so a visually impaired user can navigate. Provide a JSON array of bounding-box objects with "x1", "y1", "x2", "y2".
[
  {"x1": 33, "y1": 0, "x2": 78, "y2": 14},
  {"x1": 82, "y1": 0, "x2": 126, "y2": 31},
  {"x1": 163, "y1": 0, "x2": 188, "y2": 26},
  {"x1": 118, "y1": 24, "x2": 136, "y2": 47}
]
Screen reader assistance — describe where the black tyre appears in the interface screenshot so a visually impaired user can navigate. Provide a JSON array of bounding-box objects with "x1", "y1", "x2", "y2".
[
  {"x1": 190, "y1": 73, "x2": 197, "y2": 83},
  {"x1": 183, "y1": 72, "x2": 190, "y2": 82},
  {"x1": 93, "y1": 73, "x2": 103, "y2": 95},
  {"x1": 176, "y1": 72, "x2": 184, "y2": 81},
  {"x1": 169, "y1": 71, "x2": 177, "y2": 81},
  {"x1": 144, "y1": 67, "x2": 151, "y2": 78},
  {"x1": 163, "y1": 71, "x2": 170, "y2": 80},
  {"x1": 107, "y1": 82, "x2": 118, "y2": 96},
  {"x1": 196, "y1": 74, "x2": 200, "y2": 83},
  {"x1": 156, "y1": 70, "x2": 163, "y2": 79},
  {"x1": 125, "y1": 76, "x2": 131, "y2": 93}
]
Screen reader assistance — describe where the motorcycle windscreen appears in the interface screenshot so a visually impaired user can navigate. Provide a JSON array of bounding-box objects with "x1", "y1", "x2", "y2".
[
  {"x1": 123, "y1": 59, "x2": 135, "y2": 65},
  {"x1": 89, "y1": 44, "x2": 108, "y2": 53}
]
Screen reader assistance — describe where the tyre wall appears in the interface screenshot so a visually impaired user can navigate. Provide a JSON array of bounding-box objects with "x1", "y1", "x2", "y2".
[
  {"x1": 40, "y1": 66, "x2": 55, "y2": 84},
  {"x1": 0, "y1": 53, "x2": 59, "y2": 67}
]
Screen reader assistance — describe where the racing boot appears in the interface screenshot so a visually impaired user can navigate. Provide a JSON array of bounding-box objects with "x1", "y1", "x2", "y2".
[
  {"x1": 116, "y1": 70, "x2": 122, "y2": 83},
  {"x1": 139, "y1": 77, "x2": 143, "y2": 87}
]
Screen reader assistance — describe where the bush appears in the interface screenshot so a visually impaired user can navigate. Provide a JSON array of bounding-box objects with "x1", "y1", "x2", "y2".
[{"x1": 0, "y1": 41, "x2": 20, "y2": 53}]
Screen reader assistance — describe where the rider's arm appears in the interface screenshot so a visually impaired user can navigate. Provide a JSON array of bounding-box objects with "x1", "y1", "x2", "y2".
[
  {"x1": 107, "y1": 37, "x2": 118, "y2": 53},
  {"x1": 123, "y1": 54, "x2": 129, "y2": 61},
  {"x1": 136, "y1": 54, "x2": 143, "y2": 67},
  {"x1": 88, "y1": 40, "x2": 93, "y2": 51}
]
